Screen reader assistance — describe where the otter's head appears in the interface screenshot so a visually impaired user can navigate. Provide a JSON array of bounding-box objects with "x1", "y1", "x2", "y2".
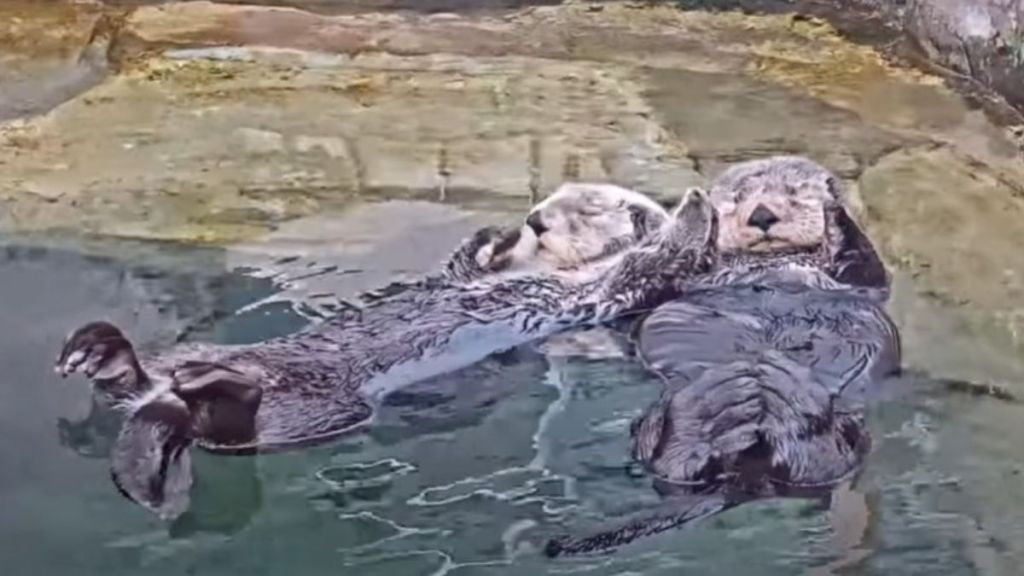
[
  {"x1": 711, "y1": 156, "x2": 840, "y2": 255},
  {"x1": 523, "y1": 183, "x2": 670, "y2": 269}
]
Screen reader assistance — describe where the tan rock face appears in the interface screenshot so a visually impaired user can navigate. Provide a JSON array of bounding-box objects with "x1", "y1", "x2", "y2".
[
  {"x1": 0, "y1": 48, "x2": 700, "y2": 241},
  {"x1": 2, "y1": 0, "x2": 1024, "y2": 358},
  {"x1": 860, "y1": 146, "x2": 1024, "y2": 312},
  {"x1": 0, "y1": 1, "x2": 990, "y2": 241},
  {"x1": 0, "y1": 1, "x2": 111, "y2": 120}
]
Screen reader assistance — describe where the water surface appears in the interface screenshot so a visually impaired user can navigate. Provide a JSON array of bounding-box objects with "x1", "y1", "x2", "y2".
[
  {"x1": 2, "y1": 1, "x2": 1024, "y2": 573},
  {"x1": 2, "y1": 204, "x2": 1024, "y2": 576}
]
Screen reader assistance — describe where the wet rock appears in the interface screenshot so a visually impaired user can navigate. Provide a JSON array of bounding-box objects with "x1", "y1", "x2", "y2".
[
  {"x1": 644, "y1": 67, "x2": 912, "y2": 179},
  {"x1": 0, "y1": 46, "x2": 699, "y2": 242},
  {"x1": 859, "y1": 145, "x2": 1024, "y2": 342},
  {"x1": 0, "y1": 0, "x2": 1020, "y2": 259},
  {"x1": 695, "y1": 0, "x2": 1024, "y2": 124},
  {"x1": 0, "y1": 1, "x2": 112, "y2": 120},
  {"x1": 867, "y1": 0, "x2": 1024, "y2": 116}
]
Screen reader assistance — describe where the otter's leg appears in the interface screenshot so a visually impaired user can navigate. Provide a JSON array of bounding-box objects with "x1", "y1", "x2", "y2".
[
  {"x1": 110, "y1": 391, "x2": 195, "y2": 520},
  {"x1": 170, "y1": 361, "x2": 264, "y2": 453},
  {"x1": 55, "y1": 321, "x2": 149, "y2": 395}
]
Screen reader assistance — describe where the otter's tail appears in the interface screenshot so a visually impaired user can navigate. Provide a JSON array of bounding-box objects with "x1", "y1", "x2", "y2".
[{"x1": 544, "y1": 494, "x2": 733, "y2": 558}]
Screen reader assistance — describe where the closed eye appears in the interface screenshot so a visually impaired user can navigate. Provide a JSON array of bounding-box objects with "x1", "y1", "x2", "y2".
[{"x1": 578, "y1": 206, "x2": 608, "y2": 217}]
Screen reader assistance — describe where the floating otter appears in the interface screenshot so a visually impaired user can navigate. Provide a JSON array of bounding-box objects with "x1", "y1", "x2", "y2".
[
  {"x1": 365, "y1": 181, "x2": 672, "y2": 300},
  {"x1": 544, "y1": 156, "x2": 900, "y2": 557},
  {"x1": 55, "y1": 187, "x2": 715, "y2": 519}
]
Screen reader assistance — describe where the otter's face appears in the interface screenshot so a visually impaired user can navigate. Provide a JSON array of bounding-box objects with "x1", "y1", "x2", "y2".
[
  {"x1": 711, "y1": 157, "x2": 841, "y2": 254},
  {"x1": 523, "y1": 183, "x2": 670, "y2": 268}
]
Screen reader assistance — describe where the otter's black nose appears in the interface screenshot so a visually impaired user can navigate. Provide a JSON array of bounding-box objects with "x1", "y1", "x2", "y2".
[
  {"x1": 526, "y1": 212, "x2": 548, "y2": 236},
  {"x1": 747, "y1": 204, "x2": 779, "y2": 232}
]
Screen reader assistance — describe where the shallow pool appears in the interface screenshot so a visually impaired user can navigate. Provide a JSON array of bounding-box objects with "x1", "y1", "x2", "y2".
[{"x1": 3, "y1": 214, "x2": 1024, "y2": 576}]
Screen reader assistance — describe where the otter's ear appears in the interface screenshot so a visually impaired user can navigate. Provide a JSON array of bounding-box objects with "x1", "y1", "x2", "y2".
[
  {"x1": 110, "y1": 392, "x2": 194, "y2": 520},
  {"x1": 824, "y1": 206, "x2": 889, "y2": 289}
]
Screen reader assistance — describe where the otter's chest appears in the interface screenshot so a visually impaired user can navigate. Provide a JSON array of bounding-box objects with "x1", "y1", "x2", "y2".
[{"x1": 636, "y1": 283, "x2": 900, "y2": 400}]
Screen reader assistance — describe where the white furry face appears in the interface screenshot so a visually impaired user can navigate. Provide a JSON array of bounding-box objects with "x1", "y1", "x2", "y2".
[
  {"x1": 710, "y1": 157, "x2": 841, "y2": 254},
  {"x1": 522, "y1": 183, "x2": 670, "y2": 269}
]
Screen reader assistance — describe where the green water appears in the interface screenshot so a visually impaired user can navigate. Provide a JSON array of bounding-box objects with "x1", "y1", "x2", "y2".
[{"x1": 2, "y1": 219, "x2": 1024, "y2": 576}]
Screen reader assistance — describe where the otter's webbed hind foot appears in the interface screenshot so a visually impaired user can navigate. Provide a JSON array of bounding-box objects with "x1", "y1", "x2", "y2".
[
  {"x1": 170, "y1": 360, "x2": 373, "y2": 453},
  {"x1": 110, "y1": 391, "x2": 195, "y2": 520},
  {"x1": 108, "y1": 361, "x2": 264, "y2": 519},
  {"x1": 55, "y1": 321, "x2": 148, "y2": 395},
  {"x1": 171, "y1": 361, "x2": 264, "y2": 454}
]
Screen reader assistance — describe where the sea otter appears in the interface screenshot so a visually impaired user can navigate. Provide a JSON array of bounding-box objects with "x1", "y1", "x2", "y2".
[
  {"x1": 544, "y1": 156, "x2": 900, "y2": 557},
  {"x1": 363, "y1": 181, "x2": 672, "y2": 301},
  {"x1": 54, "y1": 187, "x2": 713, "y2": 520}
]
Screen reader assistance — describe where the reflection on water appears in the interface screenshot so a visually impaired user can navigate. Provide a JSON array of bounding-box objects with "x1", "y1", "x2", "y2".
[{"x1": 1, "y1": 222, "x2": 1024, "y2": 576}]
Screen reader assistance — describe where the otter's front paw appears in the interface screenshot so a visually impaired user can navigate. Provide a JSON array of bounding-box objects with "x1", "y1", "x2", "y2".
[
  {"x1": 445, "y1": 226, "x2": 525, "y2": 282},
  {"x1": 467, "y1": 226, "x2": 523, "y2": 271},
  {"x1": 55, "y1": 321, "x2": 146, "y2": 388}
]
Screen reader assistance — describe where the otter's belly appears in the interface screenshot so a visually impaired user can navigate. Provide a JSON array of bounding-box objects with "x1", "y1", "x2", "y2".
[
  {"x1": 637, "y1": 283, "x2": 901, "y2": 401},
  {"x1": 360, "y1": 313, "x2": 560, "y2": 399}
]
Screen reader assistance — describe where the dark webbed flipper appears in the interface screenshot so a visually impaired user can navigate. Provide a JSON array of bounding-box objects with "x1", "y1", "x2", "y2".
[
  {"x1": 171, "y1": 361, "x2": 264, "y2": 453},
  {"x1": 824, "y1": 204, "x2": 889, "y2": 290},
  {"x1": 55, "y1": 321, "x2": 148, "y2": 395},
  {"x1": 171, "y1": 359, "x2": 374, "y2": 453},
  {"x1": 110, "y1": 392, "x2": 195, "y2": 520},
  {"x1": 107, "y1": 361, "x2": 265, "y2": 518}
]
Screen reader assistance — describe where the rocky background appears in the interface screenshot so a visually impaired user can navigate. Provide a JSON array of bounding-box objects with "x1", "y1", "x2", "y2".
[{"x1": 1, "y1": 0, "x2": 1024, "y2": 377}]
